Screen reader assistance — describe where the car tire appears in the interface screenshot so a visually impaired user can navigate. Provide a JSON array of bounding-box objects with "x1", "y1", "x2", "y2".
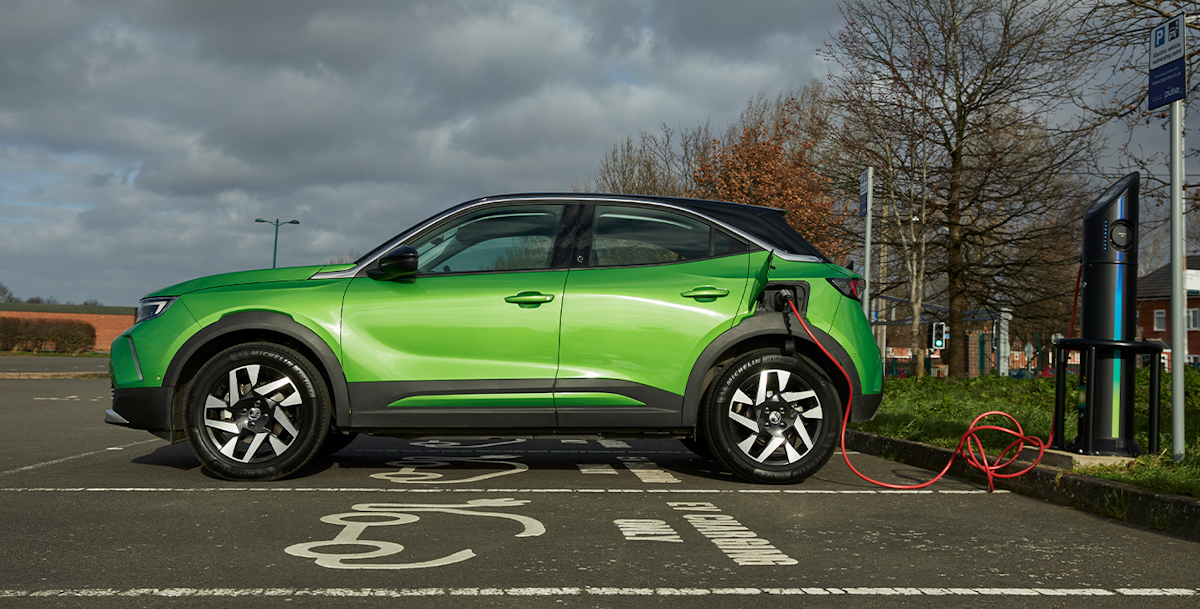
[
  {"x1": 704, "y1": 349, "x2": 840, "y2": 484},
  {"x1": 185, "y1": 342, "x2": 331, "y2": 481}
]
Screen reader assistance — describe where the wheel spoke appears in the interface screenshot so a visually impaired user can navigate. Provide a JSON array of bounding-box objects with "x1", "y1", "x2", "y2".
[
  {"x1": 755, "y1": 371, "x2": 771, "y2": 405},
  {"x1": 727, "y1": 409, "x2": 759, "y2": 433},
  {"x1": 245, "y1": 364, "x2": 260, "y2": 387},
  {"x1": 273, "y1": 406, "x2": 299, "y2": 436},
  {"x1": 268, "y1": 434, "x2": 291, "y2": 455},
  {"x1": 792, "y1": 418, "x2": 814, "y2": 450},
  {"x1": 781, "y1": 390, "x2": 815, "y2": 403},
  {"x1": 254, "y1": 377, "x2": 292, "y2": 398},
  {"x1": 205, "y1": 394, "x2": 230, "y2": 411},
  {"x1": 755, "y1": 436, "x2": 786, "y2": 462},
  {"x1": 800, "y1": 405, "x2": 824, "y2": 420},
  {"x1": 228, "y1": 369, "x2": 243, "y2": 402},
  {"x1": 732, "y1": 389, "x2": 754, "y2": 405},
  {"x1": 241, "y1": 433, "x2": 267, "y2": 463},
  {"x1": 279, "y1": 392, "x2": 302, "y2": 407},
  {"x1": 205, "y1": 419, "x2": 239, "y2": 435},
  {"x1": 774, "y1": 370, "x2": 791, "y2": 391},
  {"x1": 784, "y1": 441, "x2": 803, "y2": 463},
  {"x1": 737, "y1": 435, "x2": 758, "y2": 456},
  {"x1": 219, "y1": 436, "x2": 239, "y2": 459}
]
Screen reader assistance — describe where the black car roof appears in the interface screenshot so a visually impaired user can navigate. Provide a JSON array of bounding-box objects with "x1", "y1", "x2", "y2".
[{"x1": 483, "y1": 193, "x2": 830, "y2": 262}]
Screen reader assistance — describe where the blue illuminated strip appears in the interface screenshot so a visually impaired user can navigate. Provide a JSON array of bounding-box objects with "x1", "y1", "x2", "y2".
[{"x1": 1111, "y1": 194, "x2": 1125, "y2": 436}]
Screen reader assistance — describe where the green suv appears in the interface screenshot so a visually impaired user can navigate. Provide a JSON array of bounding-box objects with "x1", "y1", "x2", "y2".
[{"x1": 106, "y1": 194, "x2": 882, "y2": 483}]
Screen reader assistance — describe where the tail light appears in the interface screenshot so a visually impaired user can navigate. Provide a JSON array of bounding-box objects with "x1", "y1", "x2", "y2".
[{"x1": 827, "y1": 277, "x2": 865, "y2": 301}]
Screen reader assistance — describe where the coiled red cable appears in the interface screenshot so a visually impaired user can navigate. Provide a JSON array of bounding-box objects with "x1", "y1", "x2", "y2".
[{"x1": 787, "y1": 299, "x2": 1049, "y2": 492}]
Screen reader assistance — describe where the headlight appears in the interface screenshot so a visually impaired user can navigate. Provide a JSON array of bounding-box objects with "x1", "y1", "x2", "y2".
[{"x1": 136, "y1": 297, "x2": 177, "y2": 323}]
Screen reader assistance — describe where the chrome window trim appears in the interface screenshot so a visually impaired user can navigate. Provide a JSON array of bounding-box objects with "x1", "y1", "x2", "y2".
[{"x1": 311, "y1": 195, "x2": 822, "y2": 280}]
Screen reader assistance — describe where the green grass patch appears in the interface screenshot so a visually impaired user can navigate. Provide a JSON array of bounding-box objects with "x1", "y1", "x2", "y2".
[{"x1": 851, "y1": 368, "x2": 1200, "y2": 499}]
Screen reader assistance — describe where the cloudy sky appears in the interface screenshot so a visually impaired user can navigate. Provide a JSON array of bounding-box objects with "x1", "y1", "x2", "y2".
[{"x1": 0, "y1": 0, "x2": 847, "y2": 306}]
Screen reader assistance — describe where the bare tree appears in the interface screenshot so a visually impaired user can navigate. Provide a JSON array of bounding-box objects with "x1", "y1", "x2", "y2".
[
  {"x1": 573, "y1": 123, "x2": 712, "y2": 197},
  {"x1": 577, "y1": 83, "x2": 848, "y2": 258},
  {"x1": 1076, "y1": 2, "x2": 1200, "y2": 221},
  {"x1": 826, "y1": 0, "x2": 1100, "y2": 377},
  {"x1": 327, "y1": 249, "x2": 364, "y2": 265}
]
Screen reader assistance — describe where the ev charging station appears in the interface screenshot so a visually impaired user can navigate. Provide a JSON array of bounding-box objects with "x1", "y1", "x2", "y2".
[
  {"x1": 1077, "y1": 173, "x2": 1140, "y2": 455},
  {"x1": 1054, "y1": 173, "x2": 1164, "y2": 457}
]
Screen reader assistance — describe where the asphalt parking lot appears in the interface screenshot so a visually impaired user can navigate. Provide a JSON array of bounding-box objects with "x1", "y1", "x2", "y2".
[{"x1": 2, "y1": 377, "x2": 1198, "y2": 608}]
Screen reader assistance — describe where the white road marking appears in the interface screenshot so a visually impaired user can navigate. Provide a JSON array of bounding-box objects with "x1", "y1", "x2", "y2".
[
  {"x1": 0, "y1": 439, "x2": 159, "y2": 476},
  {"x1": 559, "y1": 439, "x2": 588, "y2": 444},
  {"x1": 578, "y1": 464, "x2": 618, "y2": 475},
  {"x1": 619, "y1": 456, "x2": 681, "y2": 483},
  {"x1": 0, "y1": 487, "x2": 1005, "y2": 494},
  {"x1": 370, "y1": 456, "x2": 528, "y2": 484},
  {"x1": 286, "y1": 499, "x2": 545, "y2": 570},
  {"x1": 672, "y1": 501, "x2": 796, "y2": 566},
  {"x1": 410, "y1": 439, "x2": 526, "y2": 449},
  {"x1": 598, "y1": 439, "x2": 630, "y2": 449},
  {"x1": 0, "y1": 587, "x2": 1187, "y2": 597},
  {"x1": 614, "y1": 519, "x2": 682, "y2": 542}
]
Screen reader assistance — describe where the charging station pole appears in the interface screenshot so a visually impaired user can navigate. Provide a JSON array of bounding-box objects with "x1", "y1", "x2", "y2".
[{"x1": 1149, "y1": 14, "x2": 1188, "y2": 461}]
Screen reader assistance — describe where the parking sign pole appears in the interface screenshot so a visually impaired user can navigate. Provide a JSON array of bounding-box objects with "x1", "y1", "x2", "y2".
[{"x1": 1170, "y1": 97, "x2": 1186, "y2": 462}]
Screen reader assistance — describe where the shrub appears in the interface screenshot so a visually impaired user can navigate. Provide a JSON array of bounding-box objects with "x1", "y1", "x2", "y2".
[{"x1": 0, "y1": 318, "x2": 96, "y2": 354}]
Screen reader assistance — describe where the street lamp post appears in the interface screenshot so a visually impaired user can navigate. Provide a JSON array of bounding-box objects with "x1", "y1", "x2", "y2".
[{"x1": 255, "y1": 218, "x2": 299, "y2": 269}]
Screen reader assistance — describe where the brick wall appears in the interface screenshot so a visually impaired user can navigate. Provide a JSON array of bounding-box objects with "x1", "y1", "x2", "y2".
[{"x1": 0, "y1": 304, "x2": 136, "y2": 353}]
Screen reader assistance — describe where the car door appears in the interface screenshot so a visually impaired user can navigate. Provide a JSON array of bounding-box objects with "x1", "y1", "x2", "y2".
[
  {"x1": 342, "y1": 202, "x2": 576, "y2": 428},
  {"x1": 555, "y1": 203, "x2": 753, "y2": 427}
]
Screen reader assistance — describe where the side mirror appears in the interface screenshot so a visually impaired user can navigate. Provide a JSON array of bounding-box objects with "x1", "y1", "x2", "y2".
[{"x1": 366, "y1": 246, "x2": 418, "y2": 281}]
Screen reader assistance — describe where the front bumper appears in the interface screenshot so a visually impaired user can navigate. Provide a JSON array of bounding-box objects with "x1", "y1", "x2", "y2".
[{"x1": 107, "y1": 386, "x2": 174, "y2": 432}]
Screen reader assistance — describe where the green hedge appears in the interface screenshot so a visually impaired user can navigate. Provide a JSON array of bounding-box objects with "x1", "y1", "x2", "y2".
[{"x1": 0, "y1": 318, "x2": 97, "y2": 354}]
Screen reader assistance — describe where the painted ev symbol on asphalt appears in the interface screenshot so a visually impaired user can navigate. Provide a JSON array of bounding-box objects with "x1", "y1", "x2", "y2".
[
  {"x1": 370, "y1": 455, "x2": 529, "y2": 484},
  {"x1": 284, "y1": 499, "x2": 545, "y2": 570}
]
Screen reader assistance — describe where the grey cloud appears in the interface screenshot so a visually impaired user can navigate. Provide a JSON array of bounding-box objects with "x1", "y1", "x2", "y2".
[{"x1": 0, "y1": 0, "x2": 837, "y2": 306}]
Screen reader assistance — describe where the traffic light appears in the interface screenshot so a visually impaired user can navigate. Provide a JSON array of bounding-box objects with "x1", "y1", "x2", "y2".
[{"x1": 931, "y1": 322, "x2": 946, "y2": 350}]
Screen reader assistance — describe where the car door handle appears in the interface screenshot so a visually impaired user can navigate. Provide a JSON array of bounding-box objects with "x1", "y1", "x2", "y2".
[
  {"x1": 505, "y1": 292, "x2": 555, "y2": 307},
  {"x1": 681, "y1": 286, "x2": 729, "y2": 299}
]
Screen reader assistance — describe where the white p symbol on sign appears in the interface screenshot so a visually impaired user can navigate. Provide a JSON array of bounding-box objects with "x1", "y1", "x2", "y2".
[{"x1": 1155, "y1": 27, "x2": 1166, "y2": 47}]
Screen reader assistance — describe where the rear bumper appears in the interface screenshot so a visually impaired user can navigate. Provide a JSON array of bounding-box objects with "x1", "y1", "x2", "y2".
[
  {"x1": 108, "y1": 386, "x2": 174, "y2": 432},
  {"x1": 850, "y1": 392, "x2": 883, "y2": 423}
]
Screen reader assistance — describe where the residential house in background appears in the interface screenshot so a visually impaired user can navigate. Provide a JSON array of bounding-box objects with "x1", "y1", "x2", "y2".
[{"x1": 1136, "y1": 254, "x2": 1200, "y2": 371}]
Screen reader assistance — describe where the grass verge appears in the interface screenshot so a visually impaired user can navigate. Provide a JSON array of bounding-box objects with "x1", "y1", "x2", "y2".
[{"x1": 850, "y1": 368, "x2": 1200, "y2": 499}]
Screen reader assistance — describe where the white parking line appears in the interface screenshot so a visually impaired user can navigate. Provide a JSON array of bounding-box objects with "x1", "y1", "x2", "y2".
[
  {"x1": 0, "y1": 439, "x2": 159, "y2": 476},
  {"x1": 0, "y1": 487, "x2": 1004, "y2": 494},
  {"x1": 0, "y1": 587, "x2": 1190, "y2": 597}
]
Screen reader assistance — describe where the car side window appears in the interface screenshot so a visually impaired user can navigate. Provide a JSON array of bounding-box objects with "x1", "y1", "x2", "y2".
[
  {"x1": 590, "y1": 205, "x2": 730, "y2": 267},
  {"x1": 409, "y1": 204, "x2": 564, "y2": 274}
]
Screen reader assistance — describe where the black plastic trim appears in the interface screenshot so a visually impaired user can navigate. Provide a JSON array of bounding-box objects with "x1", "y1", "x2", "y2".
[
  {"x1": 163, "y1": 310, "x2": 351, "y2": 428},
  {"x1": 851, "y1": 392, "x2": 884, "y2": 423},
  {"x1": 553, "y1": 378, "x2": 683, "y2": 428},
  {"x1": 348, "y1": 379, "x2": 555, "y2": 428},
  {"x1": 109, "y1": 387, "x2": 174, "y2": 431}
]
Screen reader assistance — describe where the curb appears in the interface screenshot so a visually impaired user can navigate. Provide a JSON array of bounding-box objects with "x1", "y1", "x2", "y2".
[
  {"x1": 0, "y1": 372, "x2": 109, "y2": 379},
  {"x1": 844, "y1": 430, "x2": 1200, "y2": 543}
]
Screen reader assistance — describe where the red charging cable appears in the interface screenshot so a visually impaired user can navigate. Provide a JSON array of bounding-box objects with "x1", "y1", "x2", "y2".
[{"x1": 787, "y1": 299, "x2": 1049, "y2": 492}]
